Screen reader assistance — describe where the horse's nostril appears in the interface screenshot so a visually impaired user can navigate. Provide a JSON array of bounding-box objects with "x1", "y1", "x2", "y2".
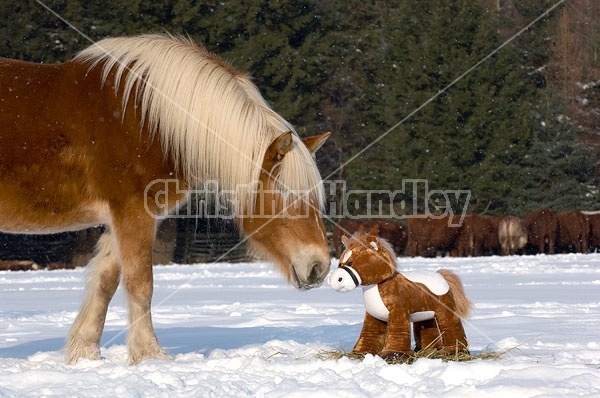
[
  {"x1": 338, "y1": 277, "x2": 343, "y2": 283},
  {"x1": 308, "y1": 262, "x2": 321, "y2": 284}
]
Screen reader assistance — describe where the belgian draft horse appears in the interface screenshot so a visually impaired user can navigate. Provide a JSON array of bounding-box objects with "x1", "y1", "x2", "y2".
[{"x1": 0, "y1": 34, "x2": 331, "y2": 364}]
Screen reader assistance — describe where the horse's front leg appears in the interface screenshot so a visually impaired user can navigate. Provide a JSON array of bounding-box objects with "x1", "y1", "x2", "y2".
[
  {"x1": 112, "y1": 207, "x2": 171, "y2": 364},
  {"x1": 66, "y1": 232, "x2": 121, "y2": 363},
  {"x1": 378, "y1": 310, "x2": 411, "y2": 361},
  {"x1": 352, "y1": 313, "x2": 387, "y2": 355}
]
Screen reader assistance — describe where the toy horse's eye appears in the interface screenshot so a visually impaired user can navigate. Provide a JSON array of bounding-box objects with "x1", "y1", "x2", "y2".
[{"x1": 347, "y1": 262, "x2": 353, "y2": 267}]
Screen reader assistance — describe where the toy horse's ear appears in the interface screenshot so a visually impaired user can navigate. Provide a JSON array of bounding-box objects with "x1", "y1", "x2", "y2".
[
  {"x1": 341, "y1": 235, "x2": 350, "y2": 248},
  {"x1": 369, "y1": 224, "x2": 380, "y2": 237},
  {"x1": 366, "y1": 235, "x2": 379, "y2": 251}
]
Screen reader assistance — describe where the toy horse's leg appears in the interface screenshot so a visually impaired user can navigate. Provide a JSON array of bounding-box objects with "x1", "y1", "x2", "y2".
[
  {"x1": 413, "y1": 318, "x2": 442, "y2": 352},
  {"x1": 111, "y1": 206, "x2": 171, "y2": 364},
  {"x1": 436, "y1": 308, "x2": 469, "y2": 354},
  {"x1": 66, "y1": 232, "x2": 121, "y2": 363},
  {"x1": 352, "y1": 313, "x2": 387, "y2": 355},
  {"x1": 379, "y1": 311, "x2": 412, "y2": 360}
]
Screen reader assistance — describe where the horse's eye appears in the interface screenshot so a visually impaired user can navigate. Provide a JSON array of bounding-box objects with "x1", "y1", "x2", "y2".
[{"x1": 347, "y1": 261, "x2": 353, "y2": 267}]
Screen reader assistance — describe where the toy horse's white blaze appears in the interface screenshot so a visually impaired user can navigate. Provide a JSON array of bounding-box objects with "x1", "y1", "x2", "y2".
[
  {"x1": 328, "y1": 249, "x2": 362, "y2": 292},
  {"x1": 340, "y1": 249, "x2": 353, "y2": 264}
]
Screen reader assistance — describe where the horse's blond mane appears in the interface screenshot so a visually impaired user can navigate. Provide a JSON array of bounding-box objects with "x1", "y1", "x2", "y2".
[{"x1": 74, "y1": 34, "x2": 324, "y2": 214}]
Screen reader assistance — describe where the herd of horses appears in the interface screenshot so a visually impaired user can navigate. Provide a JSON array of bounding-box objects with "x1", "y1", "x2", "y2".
[{"x1": 332, "y1": 209, "x2": 600, "y2": 258}]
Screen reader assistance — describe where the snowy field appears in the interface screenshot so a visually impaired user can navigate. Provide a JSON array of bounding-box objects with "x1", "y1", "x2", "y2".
[{"x1": 0, "y1": 253, "x2": 599, "y2": 397}]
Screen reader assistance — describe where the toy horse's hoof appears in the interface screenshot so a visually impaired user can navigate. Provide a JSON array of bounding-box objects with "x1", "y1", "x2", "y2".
[{"x1": 378, "y1": 350, "x2": 411, "y2": 363}]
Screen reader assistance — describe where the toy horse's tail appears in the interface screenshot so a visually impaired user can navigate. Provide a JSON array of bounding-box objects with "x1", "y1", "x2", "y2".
[{"x1": 438, "y1": 270, "x2": 472, "y2": 318}]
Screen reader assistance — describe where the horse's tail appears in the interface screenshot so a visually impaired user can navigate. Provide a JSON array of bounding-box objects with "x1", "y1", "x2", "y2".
[{"x1": 438, "y1": 269, "x2": 472, "y2": 318}]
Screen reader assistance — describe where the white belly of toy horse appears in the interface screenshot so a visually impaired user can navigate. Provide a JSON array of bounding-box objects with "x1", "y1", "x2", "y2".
[{"x1": 362, "y1": 271, "x2": 450, "y2": 323}]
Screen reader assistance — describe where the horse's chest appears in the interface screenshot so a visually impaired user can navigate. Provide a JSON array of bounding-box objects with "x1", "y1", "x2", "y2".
[{"x1": 362, "y1": 285, "x2": 389, "y2": 322}]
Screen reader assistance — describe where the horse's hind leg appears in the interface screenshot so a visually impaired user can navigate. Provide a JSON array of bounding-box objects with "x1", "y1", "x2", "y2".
[
  {"x1": 66, "y1": 231, "x2": 121, "y2": 363},
  {"x1": 112, "y1": 208, "x2": 170, "y2": 364}
]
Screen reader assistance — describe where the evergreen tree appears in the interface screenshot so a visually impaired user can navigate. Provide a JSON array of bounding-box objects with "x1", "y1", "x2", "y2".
[{"x1": 333, "y1": 0, "x2": 598, "y2": 215}]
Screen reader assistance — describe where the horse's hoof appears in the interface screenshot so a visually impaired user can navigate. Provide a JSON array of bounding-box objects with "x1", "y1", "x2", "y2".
[
  {"x1": 65, "y1": 344, "x2": 101, "y2": 364},
  {"x1": 129, "y1": 347, "x2": 173, "y2": 365}
]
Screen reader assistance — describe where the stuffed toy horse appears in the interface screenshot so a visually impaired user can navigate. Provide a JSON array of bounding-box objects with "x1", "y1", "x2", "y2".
[{"x1": 327, "y1": 229, "x2": 471, "y2": 361}]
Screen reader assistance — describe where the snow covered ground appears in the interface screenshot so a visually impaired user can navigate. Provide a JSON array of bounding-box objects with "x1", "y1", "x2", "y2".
[{"x1": 0, "y1": 253, "x2": 598, "y2": 397}]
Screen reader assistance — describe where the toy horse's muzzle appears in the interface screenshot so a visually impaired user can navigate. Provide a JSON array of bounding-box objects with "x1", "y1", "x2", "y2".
[{"x1": 327, "y1": 266, "x2": 362, "y2": 292}]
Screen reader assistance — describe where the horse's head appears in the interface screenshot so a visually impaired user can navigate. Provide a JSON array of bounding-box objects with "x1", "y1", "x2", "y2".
[
  {"x1": 328, "y1": 229, "x2": 396, "y2": 292},
  {"x1": 241, "y1": 131, "x2": 330, "y2": 290}
]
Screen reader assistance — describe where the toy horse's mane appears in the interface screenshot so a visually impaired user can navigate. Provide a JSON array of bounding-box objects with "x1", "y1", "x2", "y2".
[{"x1": 345, "y1": 231, "x2": 399, "y2": 271}]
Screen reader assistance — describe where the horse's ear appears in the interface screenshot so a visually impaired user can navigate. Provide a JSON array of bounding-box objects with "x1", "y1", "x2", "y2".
[
  {"x1": 272, "y1": 131, "x2": 293, "y2": 160},
  {"x1": 302, "y1": 132, "x2": 330, "y2": 155},
  {"x1": 263, "y1": 131, "x2": 293, "y2": 171},
  {"x1": 341, "y1": 235, "x2": 350, "y2": 248},
  {"x1": 366, "y1": 235, "x2": 379, "y2": 251}
]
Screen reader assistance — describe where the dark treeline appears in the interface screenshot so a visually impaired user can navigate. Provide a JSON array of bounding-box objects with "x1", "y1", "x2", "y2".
[{"x1": 1, "y1": 0, "x2": 599, "y2": 219}]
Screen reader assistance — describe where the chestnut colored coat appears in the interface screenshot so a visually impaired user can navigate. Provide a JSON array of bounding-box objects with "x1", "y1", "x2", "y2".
[
  {"x1": 587, "y1": 213, "x2": 600, "y2": 252},
  {"x1": 454, "y1": 215, "x2": 500, "y2": 257},
  {"x1": 524, "y1": 208, "x2": 558, "y2": 254},
  {"x1": 407, "y1": 215, "x2": 463, "y2": 257},
  {"x1": 556, "y1": 211, "x2": 589, "y2": 253}
]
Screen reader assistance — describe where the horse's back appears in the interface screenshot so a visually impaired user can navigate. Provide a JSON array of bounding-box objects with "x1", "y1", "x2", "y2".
[
  {"x1": 0, "y1": 58, "x2": 94, "y2": 140},
  {"x1": 1, "y1": 57, "x2": 60, "y2": 118},
  {"x1": 0, "y1": 56, "x2": 178, "y2": 234},
  {"x1": 0, "y1": 58, "x2": 105, "y2": 233}
]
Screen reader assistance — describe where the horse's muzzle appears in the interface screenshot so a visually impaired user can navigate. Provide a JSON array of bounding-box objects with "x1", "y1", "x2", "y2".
[{"x1": 291, "y1": 257, "x2": 330, "y2": 290}]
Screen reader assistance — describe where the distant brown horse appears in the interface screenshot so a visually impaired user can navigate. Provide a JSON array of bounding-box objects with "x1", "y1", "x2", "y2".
[
  {"x1": 556, "y1": 211, "x2": 589, "y2": 253},
  {"x1": 585, "y1": 212, "x2": 600, "y2": 252},
  {"x1": 407, "y1": 215, "x2": 463, "y2": 257},
  {"x1": 328, "y1": 229, "x2": 471, "y2": 360},
  {"x1": 454, "y1": 214, "x2": 500, "y2": 257},
  {"x1": 0, "y1": 35, "x2": 331, "y2": 364},
  {"x1": 498, "y1": 215, "x2": 527, "y2": 255},
  {"x1": 524, "y1": 209, "x2": 558, "y2": 254}
]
